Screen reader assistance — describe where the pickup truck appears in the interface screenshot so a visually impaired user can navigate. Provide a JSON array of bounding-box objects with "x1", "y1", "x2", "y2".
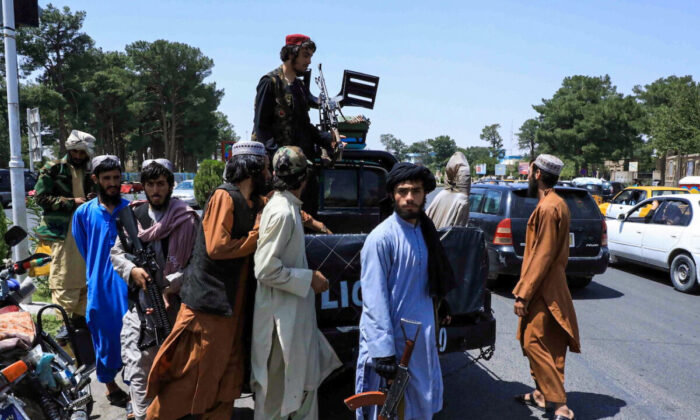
[{"x1": 305, "y1": 149, "x2": 497, "y2": 370}]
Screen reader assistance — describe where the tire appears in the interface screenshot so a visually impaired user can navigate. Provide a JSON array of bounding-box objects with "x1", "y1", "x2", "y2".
[
  {"x1": 669, "y1": 253, "x2": 700, "y2": 293},
  {"x1": 567, "y1": 276, "x2": 593, "y2": 289}
]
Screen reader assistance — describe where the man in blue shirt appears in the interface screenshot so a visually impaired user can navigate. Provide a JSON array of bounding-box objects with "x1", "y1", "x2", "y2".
[
  {"x1": 72, "y1": 155, "x2": 130, "y2": 408},
  {"x1": 355, "y1": 163, "x2": 456, "y2": 420}
]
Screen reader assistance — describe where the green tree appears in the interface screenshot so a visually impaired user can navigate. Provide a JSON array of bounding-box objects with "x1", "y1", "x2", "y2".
[
  {"x1": 17, "y1": 4, "x2": 95, "y2": 154},
  {"x1": 517, "y1": 118, "x2": 539, "y2": 161},
  {"x1": 406, "y1": 140, "x2": 433, "y2": 166},
  {"x1": 459, "y1": 146, "x2": 497, "y2": 176},
  {"x1": 126, "y1": 40, "x2": 223, "y2": 170},
  {"x1": 427, "y1": 135, "x2": 457, "y2": 169},
  {"x1": 193, "y1": 159, "x2": 225, "y2": 208},
  {"x1": 533, "y1": 75, "x2": 642, "y2": 174},
  {"x1": 380, "y1": 133, "x2": 407, "y2": 161},
  {"x1": 480, "y1": 124, "x2": 505, "y2": 160}
]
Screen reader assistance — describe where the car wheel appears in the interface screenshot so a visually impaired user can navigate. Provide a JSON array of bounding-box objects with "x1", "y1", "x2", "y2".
[
  {"x1": 567, "y1": 276, "x2": 592, "y2": 289},
  {"x1": 669, "y1": 253, "x2": 699, "y2": 293}
]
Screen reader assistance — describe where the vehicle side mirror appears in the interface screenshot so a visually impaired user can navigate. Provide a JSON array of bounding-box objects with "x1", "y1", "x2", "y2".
[{"x1": 617, "y1": 214, "x2": 626, "y2": 221}]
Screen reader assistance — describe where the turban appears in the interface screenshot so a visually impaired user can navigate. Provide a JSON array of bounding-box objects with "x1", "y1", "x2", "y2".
[
  {"x1": 386, "y1": 163, "x2": 437, "y2": 195},
  {"x1": 65, "y1": 130, "x2": 96, "y2": 157}
]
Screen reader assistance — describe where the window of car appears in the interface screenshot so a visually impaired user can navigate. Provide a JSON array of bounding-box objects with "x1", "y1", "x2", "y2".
[
  {"x1": 510, "y1": 189, "x2": 600, "y2": 219},
  {"x1": 322, "y1": 168, "x2": 358, "y2": 208},
  {"x1": 651, "y1": 189, "x2": 689, "y2": 197},
  {"x1": 613, "y1": 189, "x2": 646, "y2": 205},
  {"x1": 469, "y1": 189, "x2": 485, "y2": 213},
  {"x1": 652, "y1": 200, "x2": 692, "y2": 226},
  {"x1": 360, "y1": 167, "x2": 386, "y2": 207},
  {"x1": 612, "y1": 190, "x2": 633, "y2": 204},
  {"x1": 482, "y1": 190, "x2": 502, "y2": 215}
]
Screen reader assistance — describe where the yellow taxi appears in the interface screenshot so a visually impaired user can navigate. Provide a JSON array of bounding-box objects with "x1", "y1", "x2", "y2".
[{"x1": 599, "y1": 187, "x2": 690, "y2": 219}]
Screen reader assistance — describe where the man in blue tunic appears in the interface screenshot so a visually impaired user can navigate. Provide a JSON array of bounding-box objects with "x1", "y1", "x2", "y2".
[
  {"x1": 356, "y1": 163, "x2": 456, "y2": 420},
  {"x1": 72, "y1": 155, "x2": 130, "y2": 407}
]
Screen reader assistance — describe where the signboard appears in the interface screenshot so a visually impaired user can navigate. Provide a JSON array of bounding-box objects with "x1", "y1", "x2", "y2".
[
  {"x1": 220, "y1": 141, "x2": 236, "y2": 162},
  {"x1": 518, "y1": 162, "x2": 529, "y2": 175},
  {"x1": 26, "y1": 107, "x2": 42, "y2": 162},
  {"x1": 628, "y1": 161, "x2": 638, "y2": 172},
  {"x1": 475, "y1": 163, "x2": 487, "y2": 175},
  {"x1": 495, "y1": 164, "x2": 506, "y2": 176}
]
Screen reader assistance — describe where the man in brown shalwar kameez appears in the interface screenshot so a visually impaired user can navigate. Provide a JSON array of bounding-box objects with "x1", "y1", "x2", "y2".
[
  {"x1": 512, "y1": 155, "x2": 580, "y2": 420},
  {"x1": 145, "y1": 141, "x2": 272, "y2": 419}
]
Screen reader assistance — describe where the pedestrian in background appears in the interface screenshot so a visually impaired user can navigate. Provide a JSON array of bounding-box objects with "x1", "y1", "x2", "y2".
[
  {"x1": 34, "y1": 130, "x2": 95, "y2": 344},
  {"x1": 426, "y1": 151, "x2": 471, "y2": 228},
  {"x1": 513, "y1": 155, "x2": 580, "y2": 420}
]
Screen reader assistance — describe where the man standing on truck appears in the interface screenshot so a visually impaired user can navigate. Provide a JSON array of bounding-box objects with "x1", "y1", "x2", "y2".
[
  {"x1": 252, "y1": 33, "x2": 341, "y2": 215},
  {"x1": 110, "y1": 159, "x2": 199, "y2": 420},
  {"x1": 34, "y1": 130, "x2": 95, "y2": 344},
  {"x1": 426, "y1": 151, "x2": 471, "y2": 228},
  {"x1": 251, "y1": 146, "x2": 341, "y2": 420},
  {"x1": 513, "y1": 155, "x2": 580, "y2": 420},
  {"x1": 356, "y1": 162, "x2": 456, "y2": 420},
  {"x1": 145, "y1": 141, "x2": 269, "y2": 419}
]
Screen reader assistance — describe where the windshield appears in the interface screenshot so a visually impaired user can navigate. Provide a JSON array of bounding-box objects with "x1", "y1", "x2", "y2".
[
  {"x1": 579, "y1": 184, "x2": 602, "y2": 194},
  {"x1": 651, "y1": 189, "x2": 689, "y2": 197},
  {"x1": 175, "y1": 180, "x2": 193, "y2": 190},
  {"x1": 511, "y1": 189, "x2": 601, "y2": 219}
]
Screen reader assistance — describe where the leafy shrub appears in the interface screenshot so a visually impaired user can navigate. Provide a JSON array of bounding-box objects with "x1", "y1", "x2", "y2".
[{"x1": 194, "y1": 160, "x2": 225, "y2": 208}]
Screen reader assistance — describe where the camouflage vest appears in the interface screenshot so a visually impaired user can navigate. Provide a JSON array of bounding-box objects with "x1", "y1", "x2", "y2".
[{"x1": 252, "y1": 66, "x2": 309, "y2": 147}]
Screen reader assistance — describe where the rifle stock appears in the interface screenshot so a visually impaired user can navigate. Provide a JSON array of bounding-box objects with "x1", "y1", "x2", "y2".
[{"x1": 344, "y1": 391, "x2": 386, "y2": 411}]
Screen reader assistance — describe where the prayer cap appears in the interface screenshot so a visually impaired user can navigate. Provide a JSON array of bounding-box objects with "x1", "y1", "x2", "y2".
[
  {"x1": 142, "y1": 158, "x2": 174, "y2": 173},
  {"x1": 231, "y1": 141, "x2": 266, "y2": 158},
  {"x1": 286, "y1": 34, "x2": 311, "y2": 45},
  {"x1": 534, "y1": 154, "x2": 564, "y2": 176},
  {"x1": 91, "y1": 155, "x2": 120, "y2": 173}
]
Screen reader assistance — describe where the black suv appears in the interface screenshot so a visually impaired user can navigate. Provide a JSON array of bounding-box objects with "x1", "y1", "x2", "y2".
[
  {"x1": 0, "y1": 169, "x2": 37, "y2": 207},
  {"x1": 468, "y1": 183, "x2": 609, "y2": 288}
]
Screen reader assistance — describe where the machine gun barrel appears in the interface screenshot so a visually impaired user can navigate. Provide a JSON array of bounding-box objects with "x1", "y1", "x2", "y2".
[{"x1": 116, "y1": 207, "x2": 171, "y2": 346}]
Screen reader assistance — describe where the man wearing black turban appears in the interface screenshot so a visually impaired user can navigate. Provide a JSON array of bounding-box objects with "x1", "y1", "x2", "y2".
[{"x1": 354, "y1": 162, "x2": 456, "y2": 419}]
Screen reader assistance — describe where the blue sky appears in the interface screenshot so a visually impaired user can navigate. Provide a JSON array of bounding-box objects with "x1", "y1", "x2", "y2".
[{"x1": 40, "y1": 0, "x2": 700, "y2": 152}]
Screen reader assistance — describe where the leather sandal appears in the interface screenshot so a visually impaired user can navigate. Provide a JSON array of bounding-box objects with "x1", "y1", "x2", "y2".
[
  {"x1": 553, "y1": 411, "x2": 574, "y2": 420},
  {"x1": 514, "y1": 392, "x2": 546, "y2": 411}
]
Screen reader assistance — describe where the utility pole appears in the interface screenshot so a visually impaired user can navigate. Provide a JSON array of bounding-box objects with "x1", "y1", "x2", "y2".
[{"x1": 3, "y1": 0, "x2": 29, "y2": 262}]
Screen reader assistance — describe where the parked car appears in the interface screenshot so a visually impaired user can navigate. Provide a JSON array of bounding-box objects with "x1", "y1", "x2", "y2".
[
  {"x1": 602, "y1": 181, "x2": 625, "y2": 201},
  {"x1": 607, "y1": 195, "x2": 700, "y2": 293},
  {"x1": 599, "y1": 187, "x2": 689, "y2": 220},
  {"x1": 467, "y1": 184, "x2": 609, "y2": 289},
  {"x1": 172, "y1": 179, "x2": 197, "y2": 208},
  {"x1": 0, "y1": 169, "x2": 37, "y2": 207},
  {"x1": 571, "y1": 177, "x2": 605, "y2": 204},
  {"x1": 120, "y1": 181, "x2": 144, "y2": 194}
]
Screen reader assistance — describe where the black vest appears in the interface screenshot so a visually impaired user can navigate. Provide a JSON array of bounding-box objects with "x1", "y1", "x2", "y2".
[{"x1": 180, "y1": 183, "x2": 258, "y2": 316}]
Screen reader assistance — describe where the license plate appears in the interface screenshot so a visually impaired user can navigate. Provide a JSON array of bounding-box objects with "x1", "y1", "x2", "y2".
[{"x1": 569, "y1": 232, "x2": 575, "y2": 247}]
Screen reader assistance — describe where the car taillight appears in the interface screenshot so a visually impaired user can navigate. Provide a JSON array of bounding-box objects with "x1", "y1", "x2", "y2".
[
  {"x1": 601, "y1": 219, "x2": 608, "y2": 247},
  {"x1": 494, "y1": 218, "x2": 513, "y2": 245}
]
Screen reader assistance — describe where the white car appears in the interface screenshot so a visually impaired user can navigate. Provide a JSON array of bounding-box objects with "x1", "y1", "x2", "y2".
[
  {"x1": 172, "y1": 179, "x2": 198, "y2": 208},
  {"x1": 607, "y1": 195, "x2": 700, "y2": 293}
]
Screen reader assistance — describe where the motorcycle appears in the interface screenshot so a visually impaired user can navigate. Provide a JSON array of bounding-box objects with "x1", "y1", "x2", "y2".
[{"x1": 0, "y1": 225, "x2": 94, "y2": 420}]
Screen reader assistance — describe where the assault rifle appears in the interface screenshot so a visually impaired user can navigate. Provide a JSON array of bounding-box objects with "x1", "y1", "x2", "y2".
[
  {"x1": 344, "y1": 319, "x2": 422, "y2": 420},
  {"x1": 315, "y1": 63, "x2": 345, "y2": 162},
  {"x1": 116, "y1": 206, "x2": 171, "y2": 349}
]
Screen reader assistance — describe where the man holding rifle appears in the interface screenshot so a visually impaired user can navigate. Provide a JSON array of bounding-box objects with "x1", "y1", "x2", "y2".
[
  {"x1": 110, "y1": 159, "x2": 199, "y2": 420},
  {"x1": 252, "y1": 33, "x2": 341, "y2": 215},
  {"x1": 355, "y1": 163, "x2": 456, "y2": 420}
]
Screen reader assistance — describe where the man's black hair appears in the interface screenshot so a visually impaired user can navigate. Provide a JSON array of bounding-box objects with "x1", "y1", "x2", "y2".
[
  {"x1": 93, "y1": 159, "x2": 122, "y2": 178},
  {"x1": 225, "y1": 154, "x2": 267, "y2": 184},
  {"x1": 141, "y1": 163, "x2": 174, "y2": 187},
  {"x1": 272, "y1": 173, "x2": 307, "y2": 192},
  {"x1": 533, "y1": 164, "x2": 559, "y2": 188},
  {"x1": 280, "y1": 40, "x2": 317, "y2": 62}
]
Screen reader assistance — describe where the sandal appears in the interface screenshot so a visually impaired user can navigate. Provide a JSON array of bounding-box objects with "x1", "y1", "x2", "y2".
[
  {"x1": 514, "y1": 392, "x2": 546, "y2": 411},
  {"x1": 107, "y1": 388, "x2": 130, "y2": 408},
  {"x1": 553, "y1": 411, "x2": 574, "y2": 420},
  {"x1": 126, "y1": 402, "x2": 135, "y2": 419}
]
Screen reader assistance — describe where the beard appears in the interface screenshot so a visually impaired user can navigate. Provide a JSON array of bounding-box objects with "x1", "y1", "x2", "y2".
[
  {"x1": 253, "y1": 175, "x2": 272, "y2": 197},
  {"x1": 394, "y1": 199, "x2": 425, "y2": 221},
  {"x1": 98, "y1": 184, "x2": 121, "y2": 206},
  {"x1": 68, "y1": 155, "x2": 88, "y2": 168},
  {"x1": 147, "y1": 191, "x2": 172, "y2": 212},
  {"x1": 527, "y1": 176, "x2": 539, "y2": 198}
]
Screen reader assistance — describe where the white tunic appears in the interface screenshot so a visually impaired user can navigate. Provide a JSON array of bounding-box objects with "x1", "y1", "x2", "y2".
[{"x1": 251, "y1": 190, "x2": 341, "y2": 417}]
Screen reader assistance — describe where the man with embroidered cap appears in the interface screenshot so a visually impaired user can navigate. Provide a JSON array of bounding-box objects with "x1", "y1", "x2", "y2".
[
  {"x1": 512, "y1": 154, "x2": 580, "y2": 420},
  {"x1": 111, "y1": 158, "x2": 199, "y2": 420},
  {"x1": 252, "y1": 33, "x2": 341, "y2": 215},
  {"x1": 355, "y1": 162, "x2": 456, "y2": 420},
  {"x1": 72, "y1": 155, "x2": 131, "y2": 408},
  {"x1": 34, "y1": 130, "x2": 96, "y2": 344},
  {"x1": 251, "y1": 145, "x2": 341, "y2": 420},
  {"x1": 146, "y1": 141, "x2": 272, "y2": 419}
]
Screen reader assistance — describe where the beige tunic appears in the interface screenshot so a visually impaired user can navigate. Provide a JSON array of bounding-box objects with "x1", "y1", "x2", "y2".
[
  {"x1": 426, "y1": 151, "x2": 471, "y2": 228},
  {"x1": 251, "y1": 190, "x2": 341, "y2": 417}
]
